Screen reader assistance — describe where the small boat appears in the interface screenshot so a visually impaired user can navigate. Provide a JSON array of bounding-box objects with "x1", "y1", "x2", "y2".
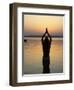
[{"x1": 24, "y1": 39, "x2": 27, "y2": 42}]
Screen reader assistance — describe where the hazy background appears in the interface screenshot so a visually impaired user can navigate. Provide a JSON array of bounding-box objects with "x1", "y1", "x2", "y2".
[{"x1": 24, "y1": 15, "x2": 63, "y2": 37}]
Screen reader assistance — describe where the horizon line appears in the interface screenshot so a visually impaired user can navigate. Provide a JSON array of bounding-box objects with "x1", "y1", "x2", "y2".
[{"x1": 24, "y1": 35, "x2": 63, "y2": 38}]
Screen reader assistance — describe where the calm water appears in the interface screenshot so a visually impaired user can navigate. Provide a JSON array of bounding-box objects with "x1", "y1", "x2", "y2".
[{"x1": 23, "y1": 37, "x2": 63, "y2": 74}]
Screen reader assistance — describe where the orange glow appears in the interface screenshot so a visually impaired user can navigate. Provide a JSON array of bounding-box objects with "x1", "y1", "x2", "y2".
[
  {"x1": 24, "y1": 39, "x2": 63, "y2": 65},
  {"x1": 24, "y1": 15, "x2": 63, "y2": 36}
]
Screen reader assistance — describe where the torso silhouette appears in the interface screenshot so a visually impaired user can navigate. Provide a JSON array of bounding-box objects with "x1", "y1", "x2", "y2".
[{"x1": 42, "y1": 38, "x2": 51, "y2": 57}]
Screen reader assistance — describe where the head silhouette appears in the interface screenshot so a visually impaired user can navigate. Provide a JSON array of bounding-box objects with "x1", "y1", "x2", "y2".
[{"x1": 45, "y1": 36, "x2": 48, "y2": 42}]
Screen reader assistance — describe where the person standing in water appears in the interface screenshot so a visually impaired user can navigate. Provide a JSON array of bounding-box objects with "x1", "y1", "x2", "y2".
[{"x1": 41, "y1": 28, "x2": 52, "y2": 73}]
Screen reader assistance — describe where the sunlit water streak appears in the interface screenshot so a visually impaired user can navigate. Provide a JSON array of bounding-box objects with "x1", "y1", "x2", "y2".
[{"x1": 23, "y1": 37, "x2": 63, "y2": 74}]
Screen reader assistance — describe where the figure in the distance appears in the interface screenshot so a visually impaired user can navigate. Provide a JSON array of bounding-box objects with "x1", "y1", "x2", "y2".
[{"x1": 41, "y1": 28, "x2": 52, "y2": 73}]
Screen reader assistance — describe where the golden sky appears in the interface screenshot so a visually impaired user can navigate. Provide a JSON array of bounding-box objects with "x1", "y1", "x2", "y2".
[{"x1": 24, "y1": 15, "x2": 63, "y2": 36}]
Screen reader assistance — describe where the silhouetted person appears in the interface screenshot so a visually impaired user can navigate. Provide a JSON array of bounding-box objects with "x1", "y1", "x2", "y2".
[{"x1": 41, "y1": 28, "x2": 52, "y2": 73}]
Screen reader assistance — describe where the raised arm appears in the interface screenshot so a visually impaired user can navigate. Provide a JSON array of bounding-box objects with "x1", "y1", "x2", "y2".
[
  {"x1": 46, "y1": 28, "x2": 52, "y2": 43},
  {"x1": 41, "y1": 31, "x2": 46, "y2": 41},
  {"x1": 47, "y1": 33, "x2": 52, "y2": 42}
]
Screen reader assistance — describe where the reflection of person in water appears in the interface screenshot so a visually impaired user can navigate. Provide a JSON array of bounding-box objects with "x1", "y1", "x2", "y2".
[{"x1": 41, "y1": 28, "x2": 52, "y2": 73}]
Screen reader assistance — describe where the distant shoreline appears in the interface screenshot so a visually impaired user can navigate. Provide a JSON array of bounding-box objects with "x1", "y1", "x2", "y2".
[{"x1": 24, "y1": 36, "x2": 63, "y2": 38}]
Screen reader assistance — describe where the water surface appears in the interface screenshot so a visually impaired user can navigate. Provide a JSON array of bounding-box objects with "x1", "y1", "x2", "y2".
[{"x1": 23, "y1": 37, "x2": 63, "y2": 74}]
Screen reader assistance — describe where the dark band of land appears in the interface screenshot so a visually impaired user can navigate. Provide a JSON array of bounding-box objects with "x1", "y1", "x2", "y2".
[{"x1": 24, "y1": 35, "x2": 63, "y2": 38}]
